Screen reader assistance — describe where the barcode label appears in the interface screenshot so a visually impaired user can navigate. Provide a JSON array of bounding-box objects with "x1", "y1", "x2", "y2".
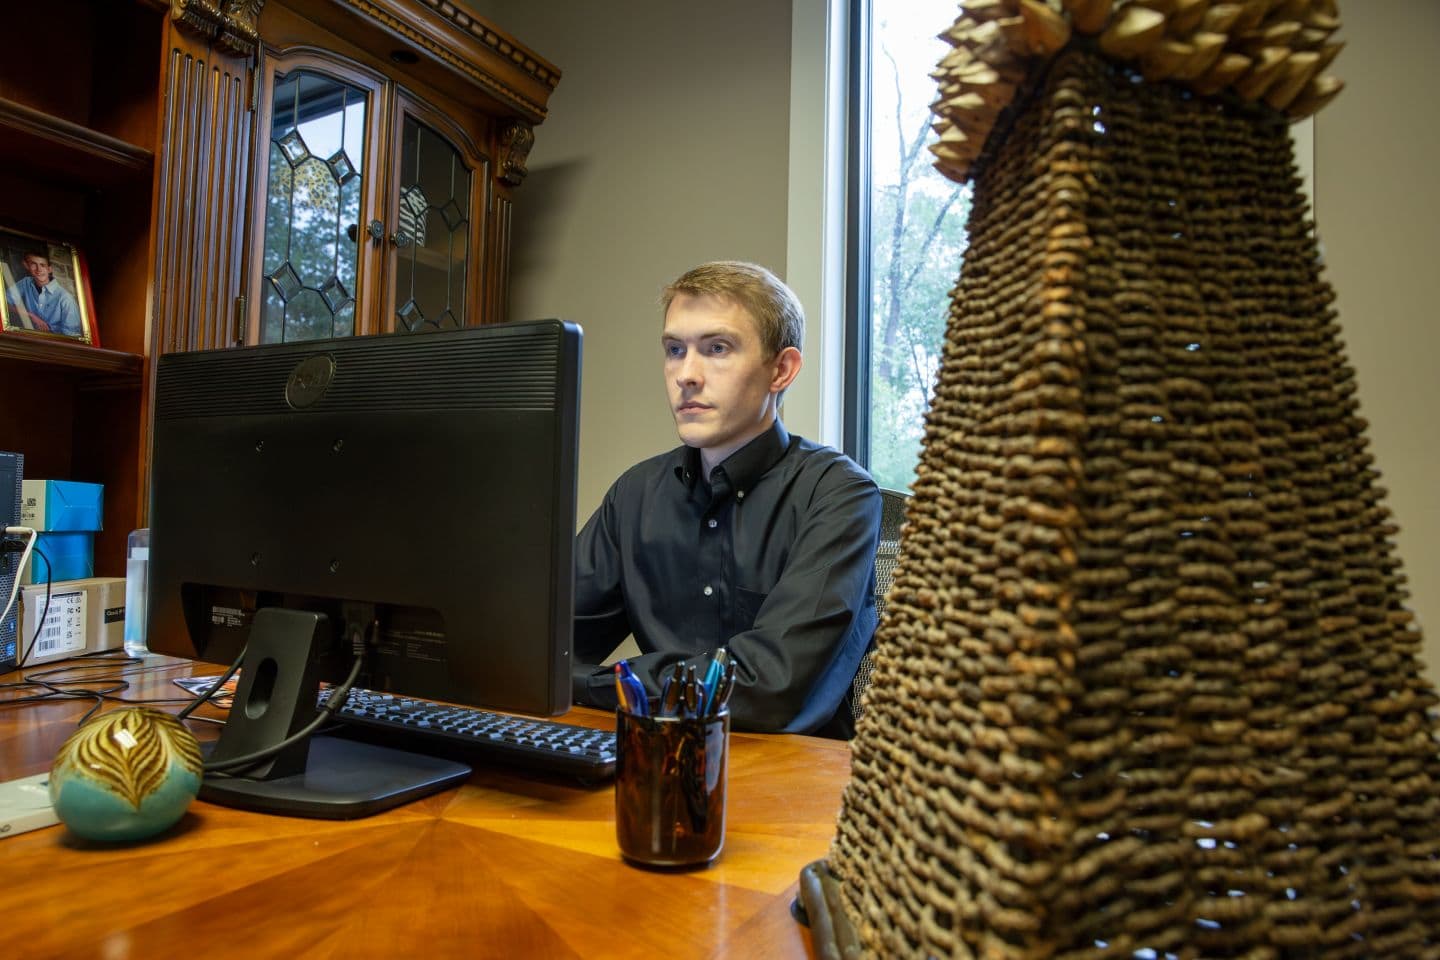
[
  {"x1": 37, "y1": 624, "x2": 62, "y2": 653},
  {"x1": 22, "y1": 590, "x2": 86, "y2": 664}
]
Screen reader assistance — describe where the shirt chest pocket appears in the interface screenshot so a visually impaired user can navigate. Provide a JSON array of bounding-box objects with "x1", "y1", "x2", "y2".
[{"x1": 733, "y1": 586, "x2": 768, "y2": 632}]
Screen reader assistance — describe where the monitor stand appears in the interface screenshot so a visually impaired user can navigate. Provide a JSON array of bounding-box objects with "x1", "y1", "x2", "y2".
[{"x1": 198, "y1": 607, "x2": 471, "y2": 819}]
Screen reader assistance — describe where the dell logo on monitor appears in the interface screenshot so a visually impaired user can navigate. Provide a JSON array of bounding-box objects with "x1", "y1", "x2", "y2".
[{"x1": 285, "y1": 355, "x2": 336, "y2": 409}]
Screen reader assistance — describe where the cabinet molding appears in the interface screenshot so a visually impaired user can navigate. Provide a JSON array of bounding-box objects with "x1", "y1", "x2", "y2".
[
  {"x1": 169, "y1": 0, "x2": 264, "y2": 57},
  {"x1": 498, "y1": 119, "x2": 534, "y2": 186},
  {"x1": 339, "y1": 0, "x2": 559, "y2": 122},
  {"x1": 155, "y1": 40, "x2": 253, "y2": 354}
]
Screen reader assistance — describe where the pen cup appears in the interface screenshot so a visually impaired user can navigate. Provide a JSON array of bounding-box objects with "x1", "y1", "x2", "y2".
[{"x1": 614, "y1": 708, "x2": 729, "y2": 868}]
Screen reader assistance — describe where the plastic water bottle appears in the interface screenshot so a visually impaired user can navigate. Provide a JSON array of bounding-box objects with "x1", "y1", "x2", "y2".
[{"x1": 124, "y1": 528, "x2": 149, "y2": 657}]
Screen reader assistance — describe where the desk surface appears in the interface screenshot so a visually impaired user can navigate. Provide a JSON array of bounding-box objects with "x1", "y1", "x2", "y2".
[{"x1": 0, "y1": 655, "x2": 847, "y2": 959}]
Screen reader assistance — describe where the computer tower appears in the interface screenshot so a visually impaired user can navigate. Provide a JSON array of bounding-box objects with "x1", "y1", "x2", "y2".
[{"x1": 0, "y1": 450, "x2": 21, "y2": 671}]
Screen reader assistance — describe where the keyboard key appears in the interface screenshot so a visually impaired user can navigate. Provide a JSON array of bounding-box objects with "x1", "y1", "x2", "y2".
[{"x1": 319, "y1": 687, "x2": 617, "y2": 780}]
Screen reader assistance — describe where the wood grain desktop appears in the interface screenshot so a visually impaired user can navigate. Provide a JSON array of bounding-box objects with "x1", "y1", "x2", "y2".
[{"x1": 0, "y1": 656, "x2": 847, "y2": 959}]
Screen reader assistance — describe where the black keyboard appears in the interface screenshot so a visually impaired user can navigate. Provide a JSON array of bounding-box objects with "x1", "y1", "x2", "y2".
[{"x1": 320, "y1": 688, "x2": 617, "y2": 781}]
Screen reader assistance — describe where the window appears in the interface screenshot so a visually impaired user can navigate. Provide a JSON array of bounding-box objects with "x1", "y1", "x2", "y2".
[{"x1": 845, "y1": 0, "x2": 973, "y2": 492}]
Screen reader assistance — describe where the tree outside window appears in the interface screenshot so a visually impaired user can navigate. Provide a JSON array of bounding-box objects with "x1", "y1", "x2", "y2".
[{"x1": 862, "y1": 0, "x2": 973, "y2": 492}]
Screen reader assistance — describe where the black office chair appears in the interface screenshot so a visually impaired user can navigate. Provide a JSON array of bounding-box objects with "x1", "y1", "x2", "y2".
[{"x1": 848, "y1": 487, "x2": 910, "y2": 723}]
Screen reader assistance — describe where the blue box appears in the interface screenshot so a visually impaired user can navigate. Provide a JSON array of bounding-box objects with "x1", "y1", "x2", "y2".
[
  {"x1": 21, "y1": 480, "x2": 104, "y2": 532},
  {"x1": 21, "y1": 532, "x2": 95, "y2": 585}
]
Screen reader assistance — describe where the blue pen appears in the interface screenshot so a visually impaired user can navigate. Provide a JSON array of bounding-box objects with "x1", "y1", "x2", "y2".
[
  {"x1": 616, "y1": 660, "x2": 650, "y2": 716},
  {"x1": 699, "y1": 649, "x2": 728, "y2": 716}
]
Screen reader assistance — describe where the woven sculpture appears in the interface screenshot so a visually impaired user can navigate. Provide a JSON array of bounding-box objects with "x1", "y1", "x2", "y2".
[{"x1": 808, "y1": 2, "x2": 1440, "y2": 957}]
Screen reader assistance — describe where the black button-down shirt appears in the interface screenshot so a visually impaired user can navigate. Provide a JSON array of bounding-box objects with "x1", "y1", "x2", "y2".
[{"x1": 572, "y1": 420, "x2": 880, "y2": 735}]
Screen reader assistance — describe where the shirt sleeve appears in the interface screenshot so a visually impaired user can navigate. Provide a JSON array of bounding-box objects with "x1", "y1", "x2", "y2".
[
  {"x1": 719, "y1": 469, "x2": 881, "y2": 733},
  {"x1": 54, "y1": 291, "x2": 82, "y2": 338},
  {"x1": 570, "y1": 483, "x2": 633, "y2": 708}
]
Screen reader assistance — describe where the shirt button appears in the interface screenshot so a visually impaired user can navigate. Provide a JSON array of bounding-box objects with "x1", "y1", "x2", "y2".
[
  {"x1": 736, "y1": 490, "x2": 745, "y2": 500},
  {"x1": 703, "y1": 585, "x2": 714, "y2": 597},
  {"x1": 707, "y1": 518, "x2": 718, "y2": 529}
]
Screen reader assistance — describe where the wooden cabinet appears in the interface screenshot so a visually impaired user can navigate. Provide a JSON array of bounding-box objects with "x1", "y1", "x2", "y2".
[
  {"x1": 246, "y1": 45, "x2": 491, "y2": 341},
  {"x1": 0, "y1": 0, "x2": 558, "y2": 576},
  {"x1": 0, "y1": 0, "x2": 164, "y2": 574}
]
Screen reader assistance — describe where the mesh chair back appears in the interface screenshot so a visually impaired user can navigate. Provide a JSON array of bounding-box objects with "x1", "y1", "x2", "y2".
[{"x1": 849, "y1": 488, "x2": 909, "y2": 721}]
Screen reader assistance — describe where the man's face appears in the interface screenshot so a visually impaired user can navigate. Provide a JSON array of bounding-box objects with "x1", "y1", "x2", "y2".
[
  {"x1": 662, "y1": 293, "x2": 793, "y2": 471},
  {"x1": 23, "y1": 256, "x2": 52, "y2": 286}
]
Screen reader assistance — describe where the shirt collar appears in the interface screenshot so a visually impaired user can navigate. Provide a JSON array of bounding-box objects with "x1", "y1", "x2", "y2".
[{"x1": 672, "y1": 419, "x2": 791, "y2": 496}]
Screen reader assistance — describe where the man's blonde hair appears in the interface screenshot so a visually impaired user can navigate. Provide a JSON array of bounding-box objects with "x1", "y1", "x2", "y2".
[{"x1": 660, "y1": 261, "x2": 804, "y2": 359}]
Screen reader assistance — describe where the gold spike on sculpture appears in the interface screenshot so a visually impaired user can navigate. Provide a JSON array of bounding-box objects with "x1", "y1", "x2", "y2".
[
  {"x1": 929, "y1": 0, "x2": 1346, "y2": 184},
  {"x1": 1062, "y1": 0, "x2": 1114, "y2": 34}
]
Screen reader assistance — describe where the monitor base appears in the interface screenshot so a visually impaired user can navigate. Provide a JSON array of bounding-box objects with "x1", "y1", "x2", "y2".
[{"x1": 200, "y1": 735, "x2": 471, "y2": 819}]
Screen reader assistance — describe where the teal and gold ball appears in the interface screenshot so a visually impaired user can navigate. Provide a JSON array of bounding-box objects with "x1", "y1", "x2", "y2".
[{"x1": 49, "y1": 707, "x2": 203, "y2": 842}]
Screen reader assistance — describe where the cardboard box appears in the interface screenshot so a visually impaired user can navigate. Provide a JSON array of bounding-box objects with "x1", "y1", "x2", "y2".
[
  {"x1": 81, "y1": 577, "x2": 126, "y2": 653},
  {"x1": 17, "y1": 581, "x2": 87, "y2": 665},
  {"x1": 21, "y1": 479, "x2": 104, "y2": 532},
  {"x1": 20, "y1": 531, "x2": 94, "y2": 585},
  {"x1": 16, "y1": 577, "x2": 125, "y2": 666}
]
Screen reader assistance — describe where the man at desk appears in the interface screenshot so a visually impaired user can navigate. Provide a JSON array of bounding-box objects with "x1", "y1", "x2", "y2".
[{"x1": 572, "y1": 261, "x2": 881, "y2": 738}]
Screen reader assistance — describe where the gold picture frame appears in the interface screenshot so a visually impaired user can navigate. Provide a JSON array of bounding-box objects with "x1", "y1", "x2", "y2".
[{"x1": 0, "y1": 227, "x2": 98, "y2": 346}]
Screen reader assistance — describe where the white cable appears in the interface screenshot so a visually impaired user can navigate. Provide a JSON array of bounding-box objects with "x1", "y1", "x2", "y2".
[{"x1": 1, "y1": 526, "x2": 37, "y2": 633}]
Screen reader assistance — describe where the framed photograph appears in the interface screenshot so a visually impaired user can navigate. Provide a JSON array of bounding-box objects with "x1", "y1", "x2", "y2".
[{"x1": 0, "y1": 228, "x2": 98, "y2": 346}]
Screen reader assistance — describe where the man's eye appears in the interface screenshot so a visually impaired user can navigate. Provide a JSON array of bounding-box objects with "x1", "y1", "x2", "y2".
[
  {"x1": 664, "y1": 343, "x2": 684, "y2": 358},
  {"x1": 707, "y1": 342, "x2": 729, "y2": 355}
]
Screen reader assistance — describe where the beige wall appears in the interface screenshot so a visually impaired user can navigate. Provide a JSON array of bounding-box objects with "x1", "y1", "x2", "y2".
[
  {"x1": 1316, "y1": 3, "x2": 1440, "y2": 675},
  {"x1": 464, "y1": 0, "x2": 794, "y2": 520}
]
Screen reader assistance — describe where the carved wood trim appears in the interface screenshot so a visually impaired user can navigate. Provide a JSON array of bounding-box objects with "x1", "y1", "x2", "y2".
[
  {"x1": 497, "y1": 119, "x2": 534, "y2": 186},
  {"x1": 169, "y1": 0, "x2": 264, "y2": 57},
  {"x1": 154, "y1": 47, "x2": 252, "y2": 355},
  {"x1": 409, "y1": 0, "x2": 559, "y2": 91},
  {"x1": 487, "y1": 193, "x2": 512, "y2": 324},
  {"x1": 169, "y1": 0, "x2": 225, "y2": 41},
  {"x1": 217, "y1": 0, "x2": 264, "y2": 55},
  {"x1": 331, "y1": 0, "x2": 558, "y2": 122}
]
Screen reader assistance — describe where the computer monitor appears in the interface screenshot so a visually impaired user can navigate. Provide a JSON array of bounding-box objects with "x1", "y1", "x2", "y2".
[{"x1": 147, "y1": 320, "x2": 582, "y2": 818}]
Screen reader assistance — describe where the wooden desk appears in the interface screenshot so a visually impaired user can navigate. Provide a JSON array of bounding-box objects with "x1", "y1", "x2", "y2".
[{"x1": 1, "y1": 656, "x2": 847, "y2": 959}]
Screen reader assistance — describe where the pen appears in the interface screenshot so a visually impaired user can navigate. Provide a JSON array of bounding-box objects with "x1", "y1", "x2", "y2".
[
  {"x1": 659, "y1": 662, "x2": 685, "y2": 717},
  {"x1": 616, "y1": 660, "x2": 650, "y2": 716},
  {"x1": 713, "y1": 659, "x2": 736, "y2": 712},
  {"x1": 681, "y1": 665, "x2": 701, "y2": 719},
  {"x1": 700, "y1": 649, "x2": 728, "y2": 716},
  {"x1": 614, "y1": 663, "x2": 633, "y2": 714}
]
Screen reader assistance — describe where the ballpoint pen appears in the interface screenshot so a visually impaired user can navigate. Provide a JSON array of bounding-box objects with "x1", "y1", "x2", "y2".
[
  {"x1": 616, "y1": 660, "x2": 650, "y2": 716},
  {"x1": 713, "y1": 659, "x2": 736, "y2": 712},
  {"x1": 699, "y1": 649, "x2": 729, "y2": 716},
  {"x1": 681, "y1": 665, "x2": 701, "y2": 719},
  {"x1": 659, "y1": 662, "x2": 685, "y2": 717},
  {"x1": 614, "y1": 662, "x2": 633, "y2": 714}
]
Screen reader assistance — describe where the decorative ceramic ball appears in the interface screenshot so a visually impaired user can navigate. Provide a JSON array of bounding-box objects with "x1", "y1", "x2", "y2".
[{"x1": 49, "y1": 707, "x2": 203, "y2": 843}]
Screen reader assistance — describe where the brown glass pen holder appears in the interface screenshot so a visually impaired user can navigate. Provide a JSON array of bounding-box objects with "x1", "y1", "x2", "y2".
[{"x1": 614, "y1": 709, "x2": 729, "y2": 868}]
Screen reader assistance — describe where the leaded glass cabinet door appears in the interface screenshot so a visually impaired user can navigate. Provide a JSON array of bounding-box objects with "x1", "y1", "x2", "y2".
[
  {"x1": 249, "y1": 56, "x2": 385, "y2": 344},
  {"x1": 385, "y1": 95, "x2": 488, "y2": 334}
]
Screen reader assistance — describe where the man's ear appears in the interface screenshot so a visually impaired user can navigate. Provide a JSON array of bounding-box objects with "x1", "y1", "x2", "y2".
[{"x1": 770, "y1": 346, "x2": 803, "y2": 394}]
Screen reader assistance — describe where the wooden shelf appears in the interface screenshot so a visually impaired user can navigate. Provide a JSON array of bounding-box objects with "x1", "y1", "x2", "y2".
[
  {"x1": 0, "y1": 333, "x2": 142, "y2": 381},
  {"x1": 0, "y1": 96, "x2": 154, "y2": 187}
]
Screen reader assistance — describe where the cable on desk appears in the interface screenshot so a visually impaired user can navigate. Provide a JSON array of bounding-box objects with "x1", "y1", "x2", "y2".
[
  {"x1": 204, "y1": 653, "x2": 363, "y2": 776},
  {"x1": 0, "y1": 653, "x2": 201, "y2": 725},
  {"x1": 177, "y1": 645, "x2": 247, "y2": 721}
]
